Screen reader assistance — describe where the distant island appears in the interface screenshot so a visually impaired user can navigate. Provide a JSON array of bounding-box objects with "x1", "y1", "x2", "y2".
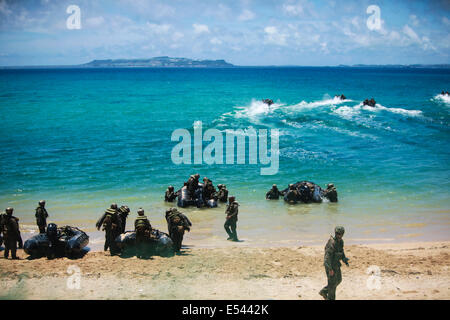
[
  {"x1": 81, "y1": 56, "x2": 234, "y2": 68},
  {"x1": 337, "y1": 64, "x2": 450, "y2": 69}
]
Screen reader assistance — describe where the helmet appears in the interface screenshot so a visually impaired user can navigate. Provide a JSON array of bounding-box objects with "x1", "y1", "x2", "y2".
[
  {"x1": 272, "y1": 184, "x2": 277, "y2": 188},
  {"x1": 194, "y1": 174, "x2": 200, "y2": 179},
  {"x1": 229, "y1": 196, "x2": 235, "y2": 203},
  {"x1": 137, "y1": 208, "x2": 144, "y2": 215},
  {"x1": 217, "y1": 184, "x2": 223, "y2": 189},
  {"x1": 39, "y1": 200, "x2": 46, "y2": 205},
  {"x1": 168, "y1": 185, "x2": 174, "y2": 190},
  {"x1": 5, "y1": 207, "x2": 13, "y2": 215},
  {"x1": 289, "y1": 184, "x2": 294, "y2": 190},
  {"x1": 46, "y1": 223, "x2": 58, "y2": 237},
  {"x1": 335, "y1": 226, "x2": 345, "y2": 235},
  {"x1": 111, "y1": 203, "x2": 118, "y2": 209},
  {"x1": 327, "y1": 183, "x2": 334, "y2": 188}
]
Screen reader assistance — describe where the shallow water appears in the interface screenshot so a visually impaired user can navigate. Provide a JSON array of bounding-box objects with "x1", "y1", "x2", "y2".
[{"x1": 0, "y1": 67, "x2": 449, "y2": 249}]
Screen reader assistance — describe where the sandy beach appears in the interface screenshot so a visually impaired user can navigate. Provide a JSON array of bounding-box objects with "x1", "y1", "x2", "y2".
[{"x1": 1, "y1": 241, "x2": 449, "y2": 300}]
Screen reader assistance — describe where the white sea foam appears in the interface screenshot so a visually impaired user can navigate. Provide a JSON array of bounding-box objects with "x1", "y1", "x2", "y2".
[{"x1": 433, "y1": 94, "x2": 450, "y2": 104}]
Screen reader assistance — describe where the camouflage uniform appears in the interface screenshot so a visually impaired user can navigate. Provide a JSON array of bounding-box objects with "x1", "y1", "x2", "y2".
[
  {"x1": 203, "y1": 182, "x2": 217, "y2": 201},
  {"x1": 35, "y1": 205, "x2": 48, "y2": 234},
  {"x1": 324, "y1": 184, "x2": 338, "y2": 202},
  {"x1": 134, "y1": 212, "x2": 151, "y2": 258},
  {"x1": 217, "y1": 185, "x2": 229, "y2": 203},
  {"x1": 96, "y1": 206, "x2": 122, "y2": 255},
  {"x1": 224, "y1": 200, "x2": 239, "y2": 241},
  {"x1": 165, "y1": 208, "x2": 192, "y2": 252},
  {"x1": 0, "y1": 209, "x2": 23, "y2": 259},
  {"x1": 320, "y1": 227, "x2": 348, "y2": 300},
  {"x1": 118, "y1": 205, "x2": 130, "y2": 234},
  {"x1": 165, "y1": 187, "x2": 177, "y2": 202},
  {"x1": 266, "y1": 185, "x2": 283, "y2": 200}
]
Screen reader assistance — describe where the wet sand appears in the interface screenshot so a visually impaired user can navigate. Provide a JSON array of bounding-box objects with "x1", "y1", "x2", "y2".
[{"x1": 0, "y1": 241, "x2": 449, "y2": 300}]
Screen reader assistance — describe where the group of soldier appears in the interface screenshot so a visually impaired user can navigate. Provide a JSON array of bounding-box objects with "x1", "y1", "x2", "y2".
[
  {"x1": 166, "y1": 173, "x2": 229, "y2": 205},
  {"x1": 1, "y1": 179, "x2": 349, "y2": 300},
  {"x1": 266, "y1": 183, "x2": 338, "y2": 203},
  {"x1": 0, "y1": 200, "x2": 48, "y2": 259}
]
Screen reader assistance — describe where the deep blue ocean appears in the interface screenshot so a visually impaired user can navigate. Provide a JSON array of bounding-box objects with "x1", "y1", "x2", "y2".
[{"x1": 0, "y1": 67, "x2": 449, "y2": 248}]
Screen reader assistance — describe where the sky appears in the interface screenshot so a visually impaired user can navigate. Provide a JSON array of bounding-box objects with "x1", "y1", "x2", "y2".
[{"x1": 0, "y1": 0, "x2": 449, "y2": 66}]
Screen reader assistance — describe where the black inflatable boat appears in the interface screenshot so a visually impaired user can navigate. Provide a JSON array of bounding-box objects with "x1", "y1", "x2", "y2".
[
  {"x1": 24, "y1": 225, "x2": 89, "y2": 258},
  {"x1": 115, "y1": 229, "x2": 174, "y2": 257}
]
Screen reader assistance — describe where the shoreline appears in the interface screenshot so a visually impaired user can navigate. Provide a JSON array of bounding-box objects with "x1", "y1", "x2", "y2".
[{"x1": 1, "y1": 240, "x2": 449, "y2": 300}]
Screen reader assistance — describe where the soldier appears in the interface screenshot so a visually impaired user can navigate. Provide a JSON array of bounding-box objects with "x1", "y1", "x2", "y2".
[
  {"x1": 118, "y1": 205, "x2": 130, "y2": 234},
  {"x1": 134, "y1": 208, "x2": 151, "y2": 258},
  {"x1": 266, "y1": 184, "x2": 283, "y2": 200},
  {"x1": 165, "y1": 207, "x2": 192, "y2": 253},
  {"x1": 35, "y1": 200, "x2": 48, "y2": 233},
  {"x1": 96, "y1": 203, "x2": 122, "y2": 255},
  {"x1": 319, "y1": 226, "x2": 349, "y2": 300},
  {"x1": 323, "y1": 183, "x2": 338, "y2": 202},
  {"x1": 0, "y1": 207, "x2": 23, "y2": 259},
  {"x1": 203, "y1": 180, "x2": 217, "y2": 201},
  {"x1": 217, "y1": 184, "x2": 229, "y2": 203},
  {"x1": 284, "y1": 184, "x2": 299, "y2": 203},
  {"x1": 224, "y1": 196, "x2": 239, "y2": 241},
  {"x1": 186, "y1": 175, "x2": 197, "y2": 199},
  {"x1": 165, "y1": 186, "x2": 177, "y2": 202}
]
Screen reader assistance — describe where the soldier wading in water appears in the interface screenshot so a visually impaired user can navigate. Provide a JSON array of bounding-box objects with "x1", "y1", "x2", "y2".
[{"x1": 319, "y1": 226, "x2": 349, "y2": 300}]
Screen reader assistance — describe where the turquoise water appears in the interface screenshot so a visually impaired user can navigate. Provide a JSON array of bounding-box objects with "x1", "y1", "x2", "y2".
[{"x1": 0, "y1": 67, "x2": 449, "y2": 248}]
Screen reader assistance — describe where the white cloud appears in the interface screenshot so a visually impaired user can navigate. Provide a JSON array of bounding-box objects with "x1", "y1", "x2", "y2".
[
  {"x1": 210, "y1": 37, "x2": 222, "y2": 45},
  {"x1": 264, "y1": 26, "x2": 288, "y2": 46},
  {"x1": 282, "y1": 2, "x2": 304, "y2": 16},
  {"x1": 86, "y1": 16, "x2": 105, "y2": 28},
  {"x1": 146, "y1": 23, "x2": 171, "y2": 35},
  {"x1": 238, "y1": 9, "x2": 255, "y2": 21},
  {"x1": 409, "y1": 14, "x2": 419, "y2": 27},
  {"x1": 193, "y1": 23, "x2": 210, "y2": 34},
  {"x1": 0, "y1": 0, "x2": 11, "y2": 15},
  {"x1": 403, "y1": 25, "x2": 420, "y2": 43}
]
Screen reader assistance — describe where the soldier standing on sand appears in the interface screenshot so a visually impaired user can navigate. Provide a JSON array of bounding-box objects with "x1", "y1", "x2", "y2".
[
  {"x1": 0, "y1": 207, "x2": 23, "y2": 259},
  {"x1": 165, "y1": 207, "x2": 192, "y2": 253},
  {"x1": 224, "y1": 196, "x2": 239, "y2": 241},
  {"x1": 319, "y1": 226, "x2": 349, "y2": 300},
  {"x1": 35, "y1": 200, "x2": 48, "y2": 233},
  {"x1": 96, "y1": 203, "x2": 122, "y2": 255},
  {"x1": 118, "y1": 205, "x2": 130, "y2": 234},
  {"x1": 134, "y1": 208, "x2": 151, "y2": 258}
]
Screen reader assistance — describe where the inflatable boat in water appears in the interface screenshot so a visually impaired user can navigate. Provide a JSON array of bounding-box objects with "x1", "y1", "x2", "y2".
[
  {"x1": 24, "y1": 225, "x2": 89, "y2": 258},
  {"x1": 115, "y1": 229, "x2": 174, "y2": 257},
  {"x1": 177, "y1": 184, "x2": 218, "y2": 208},
  {"x1": 282, "y1": 181, "x2": 325, "y2": 204}
]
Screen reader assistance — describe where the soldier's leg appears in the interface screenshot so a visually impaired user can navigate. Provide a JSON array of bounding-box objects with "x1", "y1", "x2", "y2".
[
  {"x1": 4, "y1": 238, "x2": 10, "y2": 258},
  {"x1": 104, "y1": 232, "x2": 110, "y2": 251},
  {"x1": 224, "y1": 220, "x2": 233, "y2": 239},
  {"x1": 319, "y1": 267, "x2": 329, "y2": 299},
  {"x1": 11, "y1": 239, "x2": 17, "y2": 259},
  {"x1": 326, "y1": 270, "x2": 338, "y2": 300},
  {"x1": 39, "y1": 225, "x2": 46, "y2": 234},
  {"x1": 231, "y1": 222, "x2": 238, "y2": 241}
]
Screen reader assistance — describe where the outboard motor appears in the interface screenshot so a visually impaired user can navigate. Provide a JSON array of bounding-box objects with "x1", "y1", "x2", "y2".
[{"x1": 46, "y1": 223, "x2": 59, "y2": 259}]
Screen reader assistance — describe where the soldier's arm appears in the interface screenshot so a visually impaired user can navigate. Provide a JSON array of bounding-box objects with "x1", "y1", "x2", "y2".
[
  {"x1": 324, "y1": 239, "x2": 335, "y2": 270},
  {"x1": 181, "y1": 214, "x2": 192, "y2": 227},
  {"x1": 95, "y1": 213, "x2": 107, "y2": 230}
]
